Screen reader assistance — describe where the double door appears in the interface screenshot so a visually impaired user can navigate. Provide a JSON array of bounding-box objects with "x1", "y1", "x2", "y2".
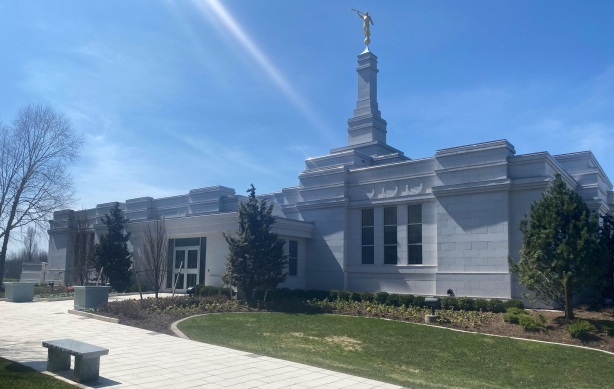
[{"x1": 173, "y1": 247, "x2": 199, "y2": 292}]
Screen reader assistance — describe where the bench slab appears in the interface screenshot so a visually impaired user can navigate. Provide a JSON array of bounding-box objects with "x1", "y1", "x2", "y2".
[{"x1": 43, "y1": 339, "x2": 109, "y2": 382}]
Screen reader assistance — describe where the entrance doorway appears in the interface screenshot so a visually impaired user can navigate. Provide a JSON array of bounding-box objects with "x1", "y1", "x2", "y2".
[{"x1": 172, "y1": 246, "x2": 199, "y2": 292}]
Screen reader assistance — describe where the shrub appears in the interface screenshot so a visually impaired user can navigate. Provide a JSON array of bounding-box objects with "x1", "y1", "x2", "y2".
[
  {"x1": 519, "y1": 314, "x2": 546, "y2": 332},
  {"x1": 413, "y1": 295, "x2": 426, "y2": 307},
  {"x1": 359, "y1": 292, "x2": 375, "y2": 302},
  {"x1": 129, "y1": 283, "x2": 148, "y2": 293},
  {"x1": 264, "y1": 288, "x2": 282, "y2": 301},
  {"x1": 456, "y1": 297, "x2": 475, "y2": 311},
  {"x1": 397, "y1": 294, "x2": 414, "y2": 307},
  {"x1": 375, "y1": 291, "x2": 389, "y2": 304},
  {"x1": 291, "y1": 289, "x2": 307, "y2": 300},
  {"x1": 386, "y1": 294, "x2": 401, "y2": 307},
  {"x1": 503, "y1": 307, "x2": 528, "y2": 324},
  {"x1": 349, "y1": 291, "x2": 362, "y2": 302},
  {"x1": 328, "y1": 290, "x2": 340, "y2": 301},
  {"x1": 504, "y1": 299, "x2": 525, "y2": 310},
  {"x1": 487, "y1": 299, "x2": 507, "y2": 313},
  {"x1": 567, "y1": 320, "x2": 595, "y2": 340},
  {"x1": 305, "y1": 289, "x2": 328, "y2": 301},
  {"x1": 438, "y1": 297, "x2": 506, "y2": 313},
  {"x1": 474, "y1": 299, "x2": 489, "y2": 312},
  {"x1": 192, "y1": 285, "x2": 231, "y2": 298},
  {"x1": 329, "y1": 290, "x2": 351, "y2": 301},
  {"x1": 440, "y1": 297, "x2": 456, "y2": 310}
]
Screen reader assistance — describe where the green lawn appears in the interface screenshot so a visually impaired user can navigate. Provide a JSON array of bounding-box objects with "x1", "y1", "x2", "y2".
[
  {"x1": 0, "y1": 357, "x2": 75, "y2": 389},
  {"x1": 179, "y1": 312, "x2": 614, "y2": 389}
]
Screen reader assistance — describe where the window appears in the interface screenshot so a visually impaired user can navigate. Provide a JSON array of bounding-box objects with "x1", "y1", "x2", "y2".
[
  {"x1": 408, "y1": 204, "x2": 422, "y2": 264},
  {"x1": 175, "y1": 237, "x2": 201, "y2": 247},
  {"x1": 187, "y1": 249, "x2": 198, "y2": 269},
  {"x1": 384, "y1": 207, "x2": 397, "y2": 264},
  {"x1": 175, "y1": 250, "x2": 185, "y2": 269},
  {"x1": 362, "y1": 209, "x2": 374, "y2": 264},
  {"x1": 187, "y1": 274, "x2": 197, "y2": 288},
  {"x1": 288, "y1": 240, "x2": 298, "y2": 276}
]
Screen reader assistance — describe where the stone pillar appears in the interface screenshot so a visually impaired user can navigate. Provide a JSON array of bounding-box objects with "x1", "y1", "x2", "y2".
[{"x1": 347, "y1": 48, "x2": 388, "y2": 146}]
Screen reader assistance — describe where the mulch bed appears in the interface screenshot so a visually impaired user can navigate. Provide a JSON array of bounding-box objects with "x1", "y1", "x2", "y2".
[
  {"x1": 448, "y1": 308, "x2": 614, "y2": 353},
  {"x1": 96, "y1": 301, "x2": 614, "y2": 353}
]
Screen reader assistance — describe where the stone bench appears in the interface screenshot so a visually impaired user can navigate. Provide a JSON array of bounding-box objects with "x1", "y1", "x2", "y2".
[{"x1": 42, "y1": 339, "x2": 109, "y2": 383}]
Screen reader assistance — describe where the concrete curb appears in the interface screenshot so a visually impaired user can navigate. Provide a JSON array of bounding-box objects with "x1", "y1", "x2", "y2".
[
  {"x1": 170, "y1": 314, "x2": 208, "y2": 339},
  {"x1": 67, "y1": 309, "x2": 119, "y2": 324},
  {"x1": 375, "y1": 314, "x2": 614, "y2": 356}
]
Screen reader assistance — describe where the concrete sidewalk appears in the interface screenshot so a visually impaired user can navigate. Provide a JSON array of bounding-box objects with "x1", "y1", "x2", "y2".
[{"x1": 0, "y1": 297, "x2": 405, "y2": 388}]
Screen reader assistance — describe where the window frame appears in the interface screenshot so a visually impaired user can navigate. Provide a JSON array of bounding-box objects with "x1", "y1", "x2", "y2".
[
  {"x1": 383, "y1": 207, "x2": 398, "y2": 265},
  {"x1": 407, "y1": 204, "x2": 423, "y2": 265},
  {"x1": 361, "y1": 208, "x2": 375, "y2": 265},
  {"x1": 288, "y1": 240, "x2": 298, "y2": 277}
]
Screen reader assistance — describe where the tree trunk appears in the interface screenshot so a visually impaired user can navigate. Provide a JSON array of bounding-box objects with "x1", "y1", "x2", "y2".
[
  {"x1": 0, "y1": 233, "x2": 10, "y2": 290},
  {"x1": 564, "y1": 277, "x2": 574, "y2": 321}
]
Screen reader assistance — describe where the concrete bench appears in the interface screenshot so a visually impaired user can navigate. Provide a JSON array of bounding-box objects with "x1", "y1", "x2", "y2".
[{"x1": 42, "y1": 339, "x2": 109, "y2": 382}]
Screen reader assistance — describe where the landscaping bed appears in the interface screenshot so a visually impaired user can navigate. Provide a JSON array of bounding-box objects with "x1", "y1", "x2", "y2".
[
  {"x1": 97, "y1": 296, "x2": 257, "y2": 335},
  {"x1": 97, "y1": 295, "x2": 614, "y2": 353}
]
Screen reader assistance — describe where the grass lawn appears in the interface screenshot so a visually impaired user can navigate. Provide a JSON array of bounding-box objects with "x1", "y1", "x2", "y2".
[
  {"x1": 0, "y1": 357, "x2": 74, "y2": 389},
  {"x1": 179, "y1": 312, "x2": 614, "y2": 389}
]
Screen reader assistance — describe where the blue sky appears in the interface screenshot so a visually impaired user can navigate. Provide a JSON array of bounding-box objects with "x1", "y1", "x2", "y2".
[{"x1": 1, "y1": 0, "x2": 613, "y2": 215}]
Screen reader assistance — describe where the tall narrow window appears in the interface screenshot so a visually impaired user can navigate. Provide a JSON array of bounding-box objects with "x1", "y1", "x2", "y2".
[
  {"x1": 384, "y1": 207, "x2": 397, "y2": 264},
  {"x1": 361, "y1": 209, "x2": 374, "y2": 264},
  {"x1": 408, "y1": 204, "x2": 423, "y2": 264},
  {"x1": 288, "y1": 240, "x2": 298, "y2": 276}
]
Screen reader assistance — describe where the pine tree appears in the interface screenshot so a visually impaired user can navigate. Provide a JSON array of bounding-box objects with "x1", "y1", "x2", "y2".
[
  {"x1": 222, "y1": 185, "x2": 287, "y2": 301},
  {"x1": 600, "y1": 214, "x2": 614, "y2": 301},
  {"x1": 94, "y1": 202, "x2": 133, "y2": 292},
  {"x1": 509, "y1": 174, "x2": 606, "y2": 320}
]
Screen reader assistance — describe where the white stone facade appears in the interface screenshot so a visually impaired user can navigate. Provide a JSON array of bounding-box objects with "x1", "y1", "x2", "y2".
[{"x1": 47, "y1": 49, "x2": 614, "y2": 299}]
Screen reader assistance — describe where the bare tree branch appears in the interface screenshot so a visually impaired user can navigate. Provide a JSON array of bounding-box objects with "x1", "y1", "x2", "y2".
[
  {"x1": 0, "y1": 104, "x2": 83, "y2": 288},
  {"x1": 141, "y1": 213, "x2": 168, "y2": 299}
]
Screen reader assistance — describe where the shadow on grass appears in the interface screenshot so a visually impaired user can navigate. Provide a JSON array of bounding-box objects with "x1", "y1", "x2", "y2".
[
  {"x1": 5, "y1": 360, "x2": 35, "y2": 373},
  {"x1": 20, "y1": 360, "x2": 46, "y2": 371}
]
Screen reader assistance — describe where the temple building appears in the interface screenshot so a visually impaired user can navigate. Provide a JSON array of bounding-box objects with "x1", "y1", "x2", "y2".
[{"x1": 47, "y1": 46, "x2": 614, "y2": 299}]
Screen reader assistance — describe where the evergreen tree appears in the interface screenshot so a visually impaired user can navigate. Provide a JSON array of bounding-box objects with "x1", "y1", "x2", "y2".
[
  {"x1": 600, "y1": 214, "x2": 614, "y2": 301},
  {"x1": 222, "y1": 185, "x2": 287, "y2": 301},
  {"x1": 94, "y1": 202, "x2": 132, "y2": 292},
  {"x1": 509, "y1": 174, "x2": 606, "y2": 320}
]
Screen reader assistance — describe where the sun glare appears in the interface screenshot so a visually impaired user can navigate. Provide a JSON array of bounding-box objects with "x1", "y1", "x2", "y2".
[{"x1": 190, "y1": 0, "x2": 332, "y2": 140}]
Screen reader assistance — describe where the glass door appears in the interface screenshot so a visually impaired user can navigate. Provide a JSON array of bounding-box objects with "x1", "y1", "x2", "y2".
[{"x1": 172, "y1": 247, "x2": 199, "y2": 292}]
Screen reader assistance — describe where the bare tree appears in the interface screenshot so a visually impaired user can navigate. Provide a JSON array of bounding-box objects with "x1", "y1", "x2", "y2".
[
  {"x1": 72, "y1": 212, "x2": 94, "y2": 285},
  {"x1": 0, "y1": 104, "x2": 83, "y2": 289},
  {"x1": 141, "y1": 214, "x2": 168, "y2": 298},
  {"x1": 22, "y1": 226, "x2": 39, "y2": 263}
]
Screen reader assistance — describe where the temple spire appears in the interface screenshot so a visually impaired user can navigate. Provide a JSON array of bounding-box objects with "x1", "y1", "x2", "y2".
[{"x1": 347, "y1": 49, "x2": 387, "y2": 146}]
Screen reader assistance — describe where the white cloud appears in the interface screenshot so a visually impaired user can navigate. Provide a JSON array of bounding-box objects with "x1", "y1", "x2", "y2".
[{"x1": 72, "y1": 132, "x2": 181, "y2": 209}]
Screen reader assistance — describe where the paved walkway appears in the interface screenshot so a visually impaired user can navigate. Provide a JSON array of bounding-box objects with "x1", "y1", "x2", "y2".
[{"x1": 0, "y1": 297, "x2": 405, "y2": 388}]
